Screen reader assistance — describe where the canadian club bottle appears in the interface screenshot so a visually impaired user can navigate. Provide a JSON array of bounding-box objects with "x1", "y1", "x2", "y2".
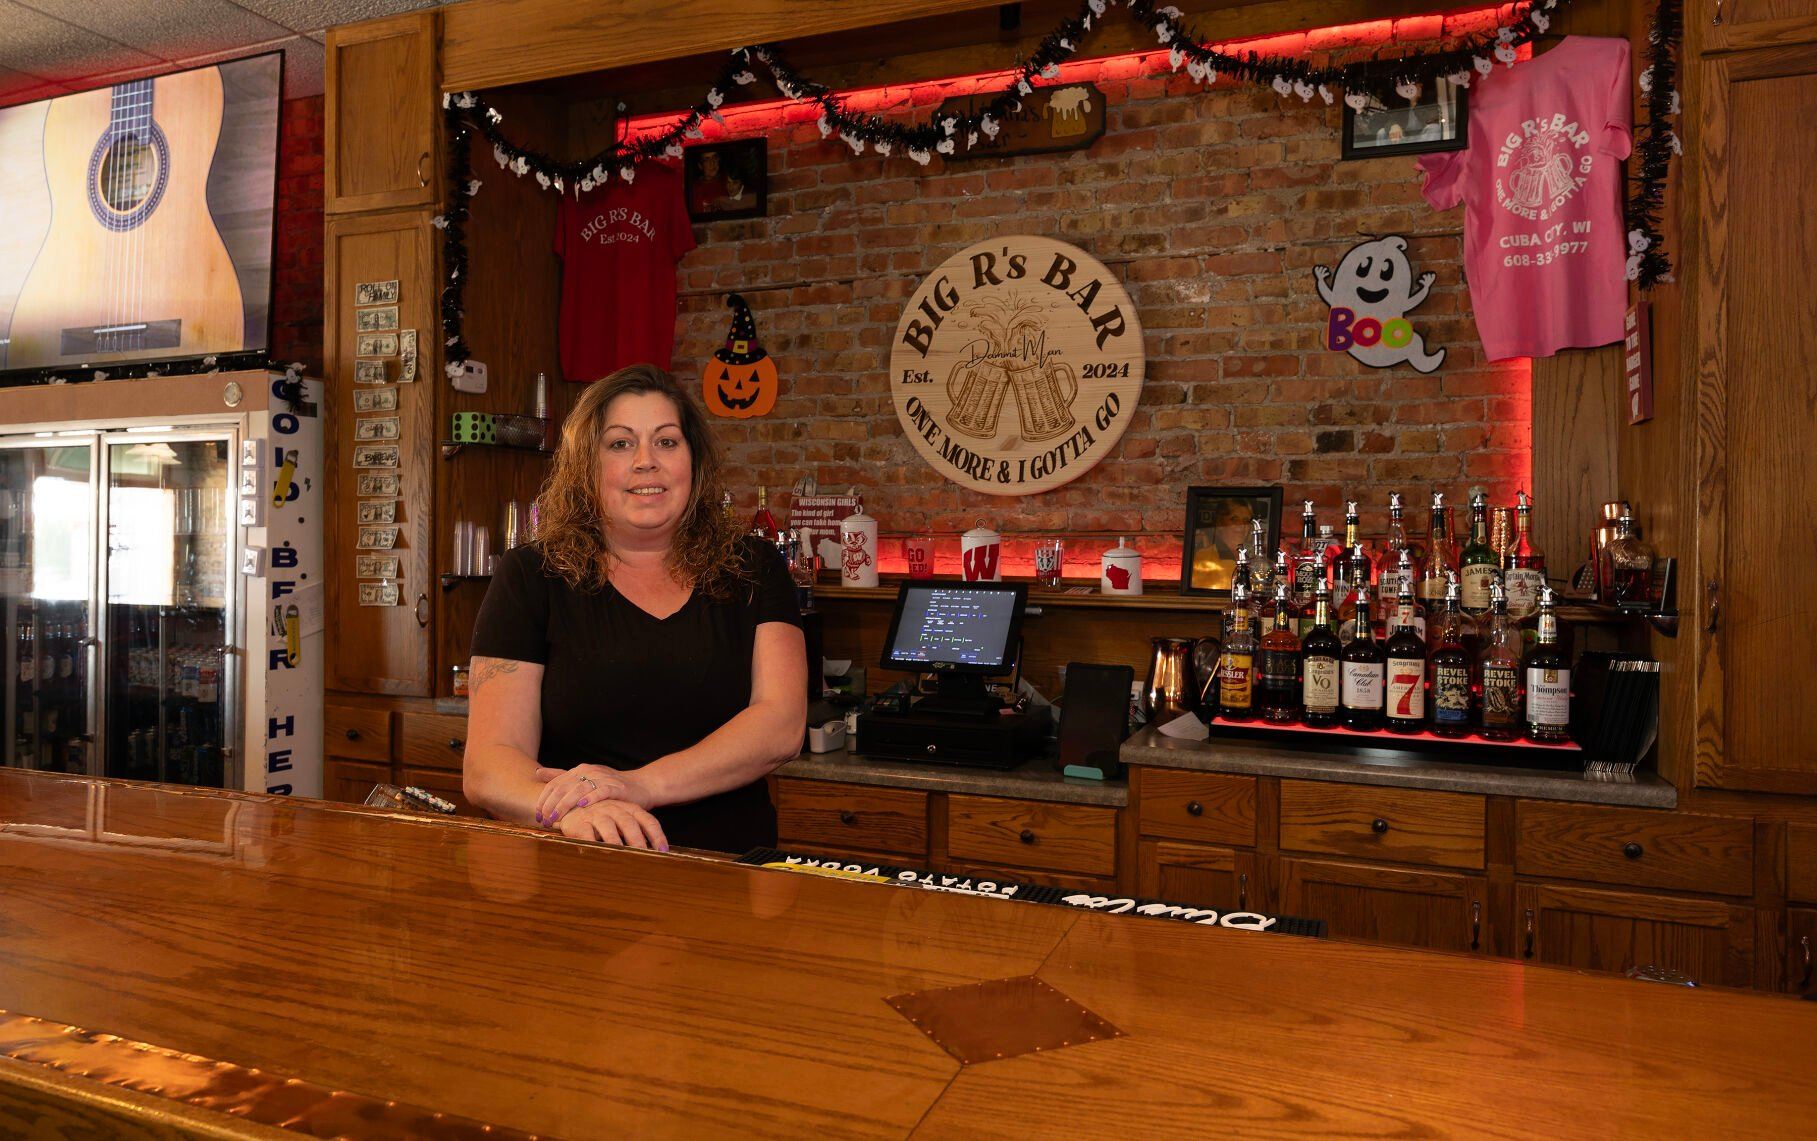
[
  {"x1": 1417, "y1": 491, "x2": 1456, "y2": 607},
  {"x1": 1217, "y1": 583, "x2": 1257, "y2": 722},
  {"x1": 1300, "y1": 580, "x2": 1342, "y2": 728},
  {"x1": 1505, "y1": 490, "x2": 1547, "y2": 621},
  {"x1": 1428, "y1": 577, "x2": 1472, "y2": 737},
  {"x1": 1384, "y1": 578, "x2": 1427, "y2": 734},
  {"x1": 1478, "y1": 580, "x2": 1524, "y2": 741},
  {"x1": 1522, "y1": 586, "x2": 1572, "y2": 743},
  {"x1": 1258, "y1": 581, "x2": 1302, "y2": 724},
  {"x1": 1340, "y1": 583, "x2": 1385, "y2": 731},
  {"x1": 1459, "y1": 492, "x2": 1500, "y2": 619}
]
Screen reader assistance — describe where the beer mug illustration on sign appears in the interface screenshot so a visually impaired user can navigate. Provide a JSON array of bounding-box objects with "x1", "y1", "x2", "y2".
[
  {"x1": 945, "y1": 295, "x2": 1078, "y2": 442},
  {"x1": 961, "y1": 522, "x2": 1002, "y2": 582}
]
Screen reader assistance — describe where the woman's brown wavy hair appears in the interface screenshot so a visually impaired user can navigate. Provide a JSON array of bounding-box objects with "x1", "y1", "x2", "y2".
[{"x1": 533, "y1": 364, "x2": 749, "y2": 599}]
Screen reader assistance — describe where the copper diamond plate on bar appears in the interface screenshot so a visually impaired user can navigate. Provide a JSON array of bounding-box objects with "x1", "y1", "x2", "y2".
[{"x1": 885, "y1": 975, "x2": 1122, "y2": 1066}]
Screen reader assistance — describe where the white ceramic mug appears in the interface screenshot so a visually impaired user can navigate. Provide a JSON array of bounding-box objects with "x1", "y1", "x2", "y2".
[
  {"x1": 1101, "y1": 537, "x2": 1142, "y2": 595},
  {"x1": 961, "y1": 523, "x2": 1002, "y2": 582},
  {"x1": 839, "y1": 510, "x2": 880, "y2": 588}
]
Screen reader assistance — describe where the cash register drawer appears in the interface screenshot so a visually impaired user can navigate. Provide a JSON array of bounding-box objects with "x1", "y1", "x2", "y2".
[{"x1": 775, "y1": 779, "x2": 929, "y2": 859}]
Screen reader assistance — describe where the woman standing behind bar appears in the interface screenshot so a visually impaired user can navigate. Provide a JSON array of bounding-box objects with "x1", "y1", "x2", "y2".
[{"x1": 463, "y1": 365, "x2": 806, "y2": 852}]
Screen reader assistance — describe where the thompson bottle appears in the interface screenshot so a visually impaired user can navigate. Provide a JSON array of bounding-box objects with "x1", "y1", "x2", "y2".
[{"x1": 1523, "y1": 585, "x2": 1572, "y2": 743}]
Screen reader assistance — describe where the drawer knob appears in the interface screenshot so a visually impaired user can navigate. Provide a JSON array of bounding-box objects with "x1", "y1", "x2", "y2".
[
  {"x1": 448, "y1": 738, "x2": 464, "y2": 750},
  {"x1": 1371, "y1": 817, "x2": 1390, "y2": 835},
  {"x1": 1020, "y1": 829, "x2": 1036, "y2": 845},
  {"x1": 926, "y1": 744, "x2": 937, "y2": 754},
  {"x1": 1186, "y1": 801, "x2": 1203, "y2": 817},
  {"x1": 345, "y1": 728, "x2": 361, "y2": 741},
  {"x1": 838, "y1": 810, "x2": 855, "y2": 826},
  {"x1": 1623, "y1": 841, "x2": 1644, "y2": 860}
]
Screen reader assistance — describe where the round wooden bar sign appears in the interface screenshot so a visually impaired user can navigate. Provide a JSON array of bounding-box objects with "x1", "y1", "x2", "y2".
[{"x1": 890, "y1": 236, "x2": 1145, "y2": 496}]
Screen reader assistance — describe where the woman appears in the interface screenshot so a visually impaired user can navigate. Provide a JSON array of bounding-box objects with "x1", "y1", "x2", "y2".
[{"x1": 463, "y1": 364, "x2": 806, "y2": 852}]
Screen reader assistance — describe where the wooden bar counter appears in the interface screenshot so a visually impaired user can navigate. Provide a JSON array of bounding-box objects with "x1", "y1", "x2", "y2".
[{"x1": 0, "y1": 770, "x2": 1811, "y2": 1138}]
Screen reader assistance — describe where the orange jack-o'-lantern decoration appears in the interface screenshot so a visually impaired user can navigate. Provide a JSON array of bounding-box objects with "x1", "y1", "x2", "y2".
[{"x1": 702, "y1": 293, "x2": 778, "y2": 418}]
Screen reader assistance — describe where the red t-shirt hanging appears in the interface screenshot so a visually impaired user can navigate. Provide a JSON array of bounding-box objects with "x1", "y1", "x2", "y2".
[{"x1": 554, "y1": 163, "x2": 696, "y2": 382}]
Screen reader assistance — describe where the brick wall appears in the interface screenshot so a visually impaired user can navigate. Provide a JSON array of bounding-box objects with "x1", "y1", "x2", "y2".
[
  {"x1": 668, "y1": 45, "x2": 1532, "y2": 577},
  {"x1": 271, "y1": 95, "x2": 324, "y2": 374}
]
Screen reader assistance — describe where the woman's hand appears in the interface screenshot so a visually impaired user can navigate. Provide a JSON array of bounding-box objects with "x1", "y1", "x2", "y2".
[
  {"x1": 555, "y1": 800, "x2": 669, "y2": 851},
  {"x1": 534, "y1": 764, "x2": 654, "y2": 827}
]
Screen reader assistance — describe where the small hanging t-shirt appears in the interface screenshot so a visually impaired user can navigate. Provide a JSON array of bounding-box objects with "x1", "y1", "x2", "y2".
[
  {"x1": 554, "y1": 163, "x2": 697, "y2": 382},
  {"x1": 1418, "y1": 37, "x2": 1633, "y2": 362}
]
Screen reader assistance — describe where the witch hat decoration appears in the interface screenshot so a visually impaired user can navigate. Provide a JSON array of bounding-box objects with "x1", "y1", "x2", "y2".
[{"x1": 702, "y1": 292, "x2": 779, "y2": 418}]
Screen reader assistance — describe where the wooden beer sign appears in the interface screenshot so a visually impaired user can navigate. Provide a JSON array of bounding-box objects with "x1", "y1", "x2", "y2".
[
  {"x1": 938, "y1": 83, "x2": 1105, "y2": 159},
  {"x1": 890, "y1": 235, "x2": 1145, "y2": 496}
]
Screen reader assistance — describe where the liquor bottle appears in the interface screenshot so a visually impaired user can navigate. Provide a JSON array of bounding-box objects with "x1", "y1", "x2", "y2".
[
  {"x1": 1417, "y1": 491, "x2": 1456, "y2": 607},
  {"x1": 720, "y1": 491, "x2": 736, "y2": 528},
  {"x1": 1336, "y1": 550, "x2": 1371, "y2": 644},
  {"x1": 748, "y1": 486, "x2": 780, "y2": 542},
  {"x1": 1262, "y1": 549, "x2": 1293, "y2": 626},
  {"x1": 1478, "y1": 580, "x2": 1524, "y2": 741},
  {"x1": 1217, "y1": 584, "x2": 1257, "y2": 722},
  {"x1": 1428, "y1": 577, "x2": 1472, "y2": 737},
  {"x1": 1384, "y1": 577, "x2": 1427, "y2": 734},
  {"x1": 1303, "y1": 523, "x2": 1338, "y2": 636},
  {"x1": 1523, "y1": 586, "x2": 1572, "y2": 742},
  {"x1": 38, "y1": 621, "x2": 56, "y2": 691},
  {"x1": 1290, "y1": 500, "x2": 1319, "y2": 609},
  {"x1": 1330, "y1": 500, "x2": 1366, "y2": 603},
  {"x1": 1607, "y1": 507, "x2": 1655, "y2": 607},
  {"x1": 1504, "y1": 490, "x2": 1547, "y2": 621},
  {"x1": 1247, "y1": 519, "x2": 1274, "y2": 598},
  {"x1": 1300, "y1": 580, "x2": 1342, "y2": 728},
  {"x1": 1377, "y1": 492, "x2": 1418, "y2": 600},
  {"x1": 56, "y1": 621, "x2": 74, "y2": 681},
  {"x1": 1340, "y1": 583, "x2": 1385, "y2": 731},
  {"x1": 15, "y1": 620, "x2": 31, "y2": 685},
  {"x1": 1383, "y1": 549, "x2": 1426, "y2": 642},
  {"x1": 1459, "y1": 492, "x2": 1500, "y2": 618},
  {"x1": 1258, "y1": 581, "x2": 1302, "y2": 724},
  {"x1": 787, "y1": 528, "x2": 816, "y2": 612},
  {"x1": 1491, "y1": 506, "x2": 1514, "y2": 568}
]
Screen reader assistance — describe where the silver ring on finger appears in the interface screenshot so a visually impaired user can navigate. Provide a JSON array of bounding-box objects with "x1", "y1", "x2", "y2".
[{"x1": 582, "y1": 777, "x2": 599, "y2": 792}]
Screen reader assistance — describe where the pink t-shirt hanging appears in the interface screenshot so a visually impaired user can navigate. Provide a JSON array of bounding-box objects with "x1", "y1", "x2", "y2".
[{"x1": 1419, "y1": 37, "x2": 1633, "y2": 362}]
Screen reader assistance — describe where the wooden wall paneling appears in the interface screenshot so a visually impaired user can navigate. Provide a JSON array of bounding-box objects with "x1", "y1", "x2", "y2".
[
  {"x1": 434, "y1": 88, "x2": 572, "y2": 693},
  {"x1": 1485, "y1": 795, "x2": 1516, "y2": 958},
  {"x1": 1703, "y1": 0, "x2": 1817, "y2": 53},
  {"x1": 326, "y1": 12, "x2": 441, "y2": 214},
  {"x1": 1530, "y1": 347, "x2": 1622, "y2": 592},
  {"x1": 1789, "y1": 907, "x2": 1817, "y2": 996},
  {"x1": 1693, "y1": 47, "x2": 1817, "y2": 793},
  {"x1": 324, "y1": 210, "x2": 438, "y2": 695},
  {"x1": 0, "y1": 373, "x2": 262, "y2": 429}
]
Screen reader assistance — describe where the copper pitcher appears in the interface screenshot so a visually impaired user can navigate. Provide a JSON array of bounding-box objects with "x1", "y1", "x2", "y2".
[{"x1": 1143, "y1": 637, "x2": 1197, "y2": 726}]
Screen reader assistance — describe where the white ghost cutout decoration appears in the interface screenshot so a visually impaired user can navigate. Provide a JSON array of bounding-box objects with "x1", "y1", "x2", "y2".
[
  {"x1": 1313, "y1": 235, "x2": 1446, "y2": 375},
  {"x1": 1344, "y1": 90, "x2": 1370, "y2": 112}
]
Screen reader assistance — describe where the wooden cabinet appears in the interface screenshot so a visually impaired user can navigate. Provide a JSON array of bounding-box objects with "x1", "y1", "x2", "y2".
[
  {"x1": 326, "y1": 13, "x2": 441, "y2": 214},
  {"x1": 1279, "y1": 782, "x2": 1485, "y2": 871},
  {"x1": 324, "y1": 758, "x2": 388, "y2": 805},
  {"x1": 1703, "y1": 0, "x2": 1817, "y2": 52},
  {"x1": 1514, "y1": 802, "x2": 1754, "y2": 896},
  {"x1": 774, "y1": 780, "x2": 928, "y2": 859},
  {"x1": 1515, "y1": 882, "x2": 1754, "y2": 988},
  {"x1": 1278, "y1": 857, "x2": 1488, "y2": 955},
  {"x1": 1137, "y1": 840, "x2": 1259, "y2": 913},
  {"x1": 1787, "y1": 823, "x2": 1817, "y2": 904},
  {"x1": 945, "y1": 795, "x2": 1117, "y2": 878},
  {"x1": 324, "y1": 211, "x2": 438, "y2": 696},
  {"x1": 1692, "y1": 45, "x2": 1817, "y2": 793},
  {"x1": 398, "y1": 712, "x2": 470, "y2": 771},
  {"x1": 1788, "y1": 908, "x2": 1816, "y2": 996},
  {"x1": 1135, "y1": 769, "x2": 1256, "y2": 847}
]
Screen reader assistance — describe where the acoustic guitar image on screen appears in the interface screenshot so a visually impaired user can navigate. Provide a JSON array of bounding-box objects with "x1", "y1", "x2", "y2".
[{"x1": 7, "y1": 68, "x2": 243, "y2": 368}]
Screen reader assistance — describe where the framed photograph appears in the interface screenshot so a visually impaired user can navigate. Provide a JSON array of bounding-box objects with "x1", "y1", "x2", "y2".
[
  {"x1": 1180, "y1": 486, "x2": 1284, "y2": 596},
  {"x1": 1340, "y1": 72, "x2": 1468, "y2": 160},
  {"x1": 684, "y1": 139, "x2": 767, "y2": 222}
]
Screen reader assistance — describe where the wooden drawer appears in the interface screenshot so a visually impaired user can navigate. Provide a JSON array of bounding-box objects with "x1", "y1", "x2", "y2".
[
  {"x1": 1137, "y1": 769, "x2": 1257, "y2": 847},
  {"x1": 1515, "y1": 802, "x2": 1754, "y2": 897},
  {"x1": 323, "y1": 758, "x2": 389, "y2": 805},
  {"x1": 946, "y1": 794, "x2": 1117, "y2": 878},
  {"x1": 1279, "y1": 781, "x2": 1485, "y2": 870},
  {"x1": 1788, "y1": 824, "x2": 1817, "y2": 905},
  {"x1": 325, "y1": 705, "x2": 391, "y2": 763},
  {"x1": 774, "y1": 780, "x2": 928, "y2": 858},
  {"x1": 398, "y1": 712, "x2": 470, "y2": 772}
]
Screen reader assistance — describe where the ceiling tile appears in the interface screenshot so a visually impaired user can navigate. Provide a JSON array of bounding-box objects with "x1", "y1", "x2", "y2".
[
  {"x1": 0, "y1": 66, "x2": 69, "y2": 107},
  {"x1": 0, "y1": 0, "x2": 159, "y2": 79},
  {"x1": 18, "y1": 0, "x2": 292, "y2": 63},
  {"x1": 277, "y1": 34, "x2": 323, "y2": 98},
  {"x1": 225, "y1": 0, "x2": 445, "y2": 35}
]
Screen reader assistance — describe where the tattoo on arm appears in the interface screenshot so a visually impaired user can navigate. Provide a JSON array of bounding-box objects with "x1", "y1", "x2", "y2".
[{"x1": 470, "y1": 657, "x2": 522, "y2": 694}]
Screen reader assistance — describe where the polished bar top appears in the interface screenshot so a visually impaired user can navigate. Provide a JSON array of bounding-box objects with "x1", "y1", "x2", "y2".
[
  {"x1": 777, "y1": 746, "x2": 1127, "y2": 806},
  {"x1": 0, "y1": 771, "x2": 1808, "y2": 1138},
  {"x1": 1124, "y1": 725, "x2": 1678, "y2": 808}
]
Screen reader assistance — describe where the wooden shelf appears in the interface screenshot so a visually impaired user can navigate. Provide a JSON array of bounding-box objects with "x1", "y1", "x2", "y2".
[{"x1": 439, "y1": 440, "x2": 550, "y2": 459}]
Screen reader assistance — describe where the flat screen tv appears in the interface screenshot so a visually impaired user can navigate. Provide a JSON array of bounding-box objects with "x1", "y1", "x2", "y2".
[{"x1": 0, "y1": 52, "x2": 280, "y2": 375}]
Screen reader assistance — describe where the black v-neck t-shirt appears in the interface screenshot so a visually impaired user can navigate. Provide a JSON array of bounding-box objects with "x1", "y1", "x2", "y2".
[{"x1": 470, "y1": 537, "x2": 800, "y2": 852}]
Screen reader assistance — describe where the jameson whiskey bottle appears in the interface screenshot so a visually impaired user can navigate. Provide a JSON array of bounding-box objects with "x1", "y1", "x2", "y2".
[
  {"x1": 1523, "y1": 586, "x2": 1572, "y2": 743},
  {"x1": 1340, "y1": 583, "x2": 1385, "y2": 731},
  {"x1": 1300, "y1": 580, "x2": 1341, "y2": 728},
  {"x1": 1478, "y1": 580, "x2": 1524, "y2": 741},
  {"x1": 1384, "y1": 576, "x2": 1428, "y2": 734},
  {"x1": 1428, "y1": 577, "x2": 1472, "y2": 737},
  {"x1": 1505, "y1": 490, "x2": 1547, "y2": 621},
  {"x1": 1258, "y1": 581, "x2": 1303, "y2": 724},
  {"x1": 1218, "y1": 583, "x2": 1257, "y2": 722},
  {"x1": 1418, "y1": 491, "x2": 1457, "y2": 607},
  {"x1": 1459, "y1": 492, "x2": 1500, "y2": 618},
  {"x1": 1291, "y1": 499, "x2": 1320, "y2": 609}
]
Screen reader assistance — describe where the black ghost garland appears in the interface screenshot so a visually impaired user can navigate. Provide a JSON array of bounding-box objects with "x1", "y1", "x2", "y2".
[
  {"x1": 434, "y1": 0, "x2": 1699, "y2": 374},
  {"x1": 1626, "y1": 0, "x2": 1682, "y2": 289}
]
